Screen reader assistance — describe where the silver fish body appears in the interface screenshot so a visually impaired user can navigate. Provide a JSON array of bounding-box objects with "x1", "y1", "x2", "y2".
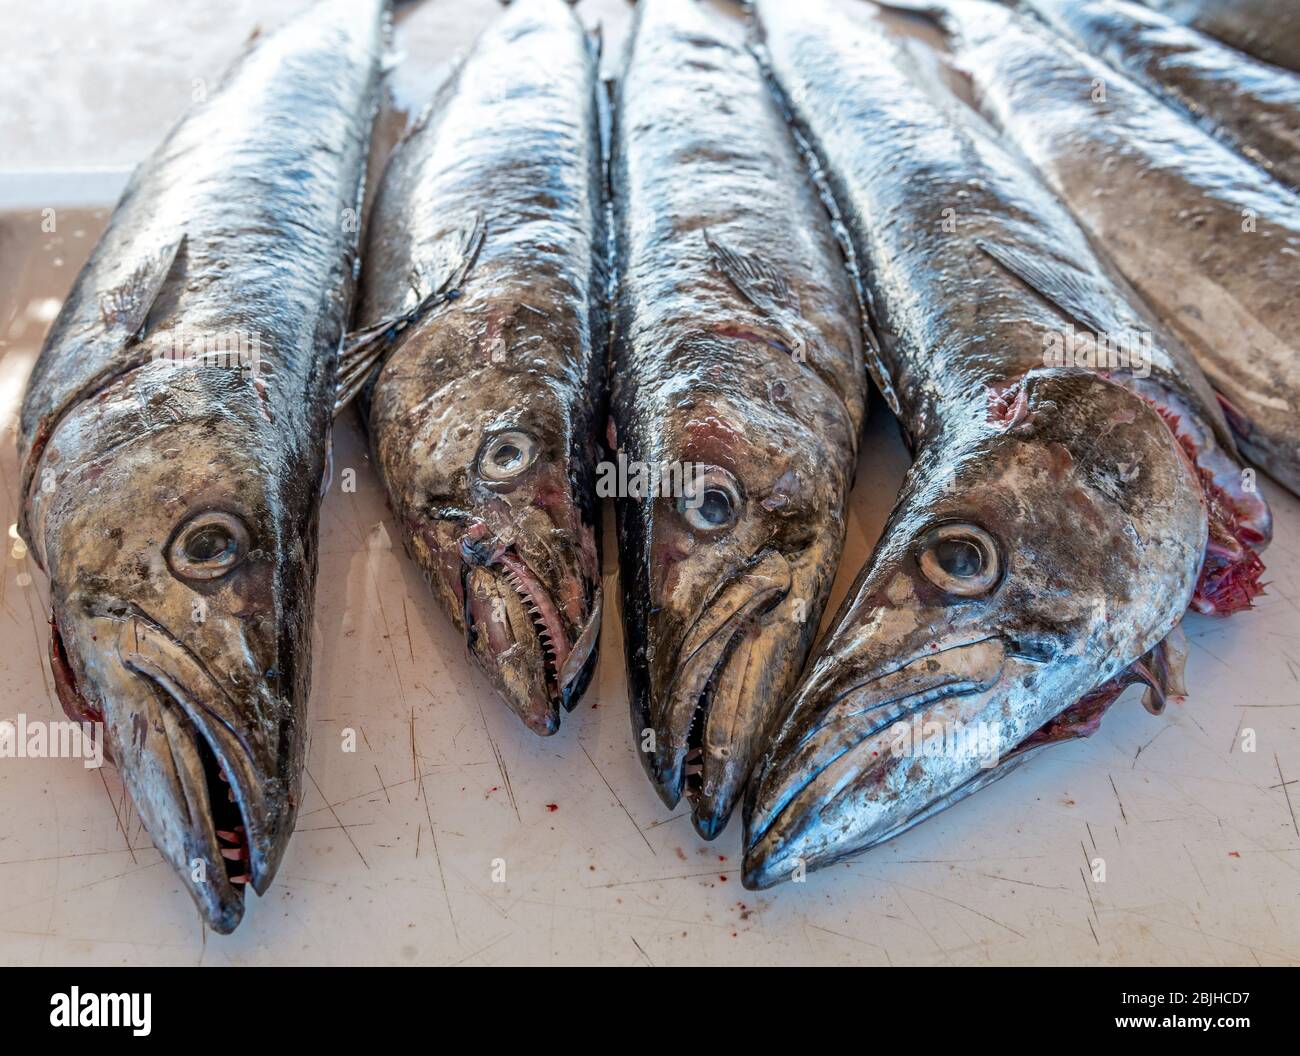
[
  {"x1": 1026, "y1": 0, "x2": 1300, "y2": 190},
  {"x1": 925, "y1": 0, "x2": 1300, "y2": 496},
  {"x1": 610, "y1": 0, "x2": 868, "y2": 838},
  {"x1": 17, "y1": 0, "x2": 387, "y2": 932},
  {"x1": 743, "y1": 0, "x2": 1262, "y2": 888},
  {"x1": 353, "y1": 0, "x2": 606, "y2": 735},
  {"x1": 1140, "y1": 0, "x2": 1300, "y2": 73}
]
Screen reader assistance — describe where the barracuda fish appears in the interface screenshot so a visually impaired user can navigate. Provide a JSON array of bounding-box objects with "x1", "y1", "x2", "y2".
[
  {"x1": 1026, "y1": 0, "x2": 1300, "y2": 190},
  {"x1": 742, "y1": 0, "x2": 1269, "y2": 887},
  {"x1": 1141, "y1": 0, "x2": 1300, "y2": 73},
  {"x1": 16, "y1": 0, "x2": 386, "y2": 932},
  {"x1": 610, "y1": 0, "x2": 868, "y2": 838},
  {"x1": 907, "y1": 0, "x2": 1300, "y2": 497},
  {"x1": 343, "y1": 0, "x2": 605, "y2": 735}
]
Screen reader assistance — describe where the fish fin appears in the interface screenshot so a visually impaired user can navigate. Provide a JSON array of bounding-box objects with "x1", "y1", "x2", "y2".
[
  {"x1": 1014, "y1": 623, "x2": 1191, "y2": 755},
  {"x1": 334, "y1": 212, "x2": 486, "y2": 415},
  {"x1": 703, "y1": 229, "x2": 800, "y2": 319},
  {"x1": 975, "y1": 237, "x2": 1112, "y2": 338},
  {"x1": 98, "y1": 235, "x2": 184, "y2": 343},
  {"x1": 1132, "y1": 623, "x2": 1189, "y2": 716}
]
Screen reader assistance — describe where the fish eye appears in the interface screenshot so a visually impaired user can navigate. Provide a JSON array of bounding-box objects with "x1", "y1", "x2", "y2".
[
  {"x1": 168, "y1": 511, "x2": 249, "y2": 581},
  {"x1": 918, "y1": 523, "x2": 1001, "y2": 597},
  {"x1": 479, "y1": 430, "x2": 538, "y2": 482},
  {"x1": 680, "y1": 468, "x2": 742, "y2": 533}
]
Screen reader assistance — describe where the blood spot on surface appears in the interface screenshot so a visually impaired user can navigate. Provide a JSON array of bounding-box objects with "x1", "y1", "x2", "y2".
[{"x1": 545, "y1": 803, "x2": 559, "y2": 812}]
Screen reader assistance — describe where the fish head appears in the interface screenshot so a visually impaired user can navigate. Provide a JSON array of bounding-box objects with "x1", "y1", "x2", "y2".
[
  {"x1": 621, "y1": 375, "x2": 852, "y2": 839},
  {"x1": 26, "y1": 370, "x2": 313, "y2": 933},
  {"x1": 373, "y1": 355, "x2": 601, "y2": 736},
  {"x1": 743, "y1": 369, "x2": 1208, "y2": 887}
]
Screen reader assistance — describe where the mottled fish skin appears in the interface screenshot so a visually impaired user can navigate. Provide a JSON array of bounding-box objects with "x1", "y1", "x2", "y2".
[
  {"x1": 1140, "y1": 0, "x2": 1300, "y2": 73},
  {"x1": 923, "y1": 0, "x2": 1300, "y2": 496},
  {"x1": 354, "y1": 0, "x2": 606, "y2": 736},
  {"x1": 611, "y1": 0, "x2": 867, "y2": 839},
  {"x1": 743, "y1": 0, "x2": 1220, "y2": 888},
  {"x1": 16, "y1": 0, "x2": 387, "y2": 932},
  {"x1": 1026, "y1": 0, "x2": 1300, "y2": 191}
]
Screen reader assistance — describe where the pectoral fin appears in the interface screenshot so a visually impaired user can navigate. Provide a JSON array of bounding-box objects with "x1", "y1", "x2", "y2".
[
  {"x1": 21, "y1": 235, "x2": 185, "y2": 531},
  {"x1": 98, "y1": 235, "x2": 185, "y2": 342},
  {"x1": 1133, "y1": 623, "x2": 1189, "y2": 716},
  {"x1": 704, "y1": 229, "x2": 800, "y2": 318},
  {"x1": 334, "y1": 212, "x2": 486, "y2": 415},
  {"x1": 976, "y1": 237, "x2": 1112, "y2": 338}
]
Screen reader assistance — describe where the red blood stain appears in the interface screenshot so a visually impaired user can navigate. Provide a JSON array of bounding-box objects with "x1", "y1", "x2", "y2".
[{"x1": 545, "y1": 803, "x2": 559, "y2": 812}]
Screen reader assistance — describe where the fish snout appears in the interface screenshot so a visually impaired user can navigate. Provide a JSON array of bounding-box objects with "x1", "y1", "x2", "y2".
[
  {"x1": 48, "y1": 607, "x2": 296, "y2": 933},
  {"x1": 114, "y1": 613, "x2": 293, "y2": 908},
  {"x1": 743, "y1": 634, "x2": 1022, "y2": 889},
  {"x1": 458, "y1": 524, "x2": 602, "y2": 733},
  {"x1": 644, "y1": 548, "x2": 793, "y2": 835}
]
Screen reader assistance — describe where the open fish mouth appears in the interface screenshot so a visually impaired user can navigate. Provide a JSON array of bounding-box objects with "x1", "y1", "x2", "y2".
[
  {"x1": 743, "y1": 635, "x2": 1029, "y2": 888},
  {"x1": 650, "y1": 549, "x2": 791, "y2": 835},
  {"x1": 458, "y1": 534, "x2": 602, "y2": 734},
  {"x1": 50, "y1": 609, "x2": 288, "y2": 933}
]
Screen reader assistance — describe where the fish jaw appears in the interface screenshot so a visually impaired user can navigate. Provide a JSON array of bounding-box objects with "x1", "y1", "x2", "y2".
[
  {"x1": 744, "y1": 369, "x2": 1210, "y2": 887},
  {"x1": 644, "y1": 548, "x2": 792, "y2": 831},
  {"x1": 51, "y1": 606, "x2": 296, "y2": 934},
  {"x1": 743, "y1": 635, "x2": 1041, "y2": 888},
  {"x1": 413, "y1": 486, "x2": 602, "y2": 736}
]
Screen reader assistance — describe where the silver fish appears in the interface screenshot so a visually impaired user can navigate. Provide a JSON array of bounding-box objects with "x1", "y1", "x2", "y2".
[
  {"x1": 610, "y1": 0, "x2": 868, "y2": 838},
  {"x1": 345, "y1": 0, "x2": 606, "y2": 735},
  {"x1": 742, "y1": 0, "x2": 1267, "y2": 888},
  {"x1": 17, "y1": 0, "x2": 387, "y2": 932},
  {"x1": 1025, "y1": 0, "x2": 1300, "y2": 190},
  {"x1": 913, "y1": 0, "x2": 1300, "y2": 496}
]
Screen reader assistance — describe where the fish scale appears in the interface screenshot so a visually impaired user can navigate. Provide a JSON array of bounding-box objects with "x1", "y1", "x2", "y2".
[{"x1": 1023, "y1": 0, "x2": 1300, "y2": 191}]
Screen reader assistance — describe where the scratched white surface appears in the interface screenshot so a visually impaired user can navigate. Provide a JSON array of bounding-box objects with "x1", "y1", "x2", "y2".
[{"x1": 0, "y1": 0, "x2": 1297, "y2": 966}]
